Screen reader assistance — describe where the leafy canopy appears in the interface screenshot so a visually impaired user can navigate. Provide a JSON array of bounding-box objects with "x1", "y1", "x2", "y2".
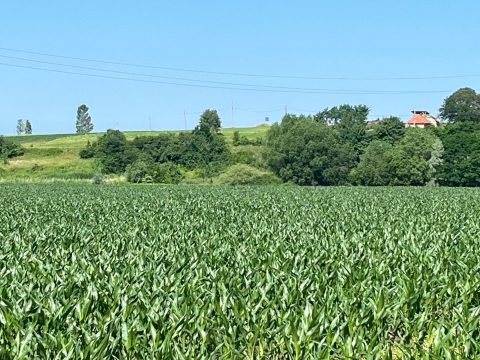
[{"x1": 439, "y1": 87, "x2": 480, "y2": 123}]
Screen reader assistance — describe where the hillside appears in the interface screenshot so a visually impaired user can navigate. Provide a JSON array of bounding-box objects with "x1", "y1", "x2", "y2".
[{"x1": 1, "y1": 125, "x2": 270, "y2": 180}]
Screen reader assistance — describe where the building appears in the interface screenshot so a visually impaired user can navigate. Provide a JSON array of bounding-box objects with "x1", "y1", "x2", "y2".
[
  {"x1": 366, "y1": 119, "x2": 380, "y2": 126},
  {"x1": 405, "y1": 110, "x2": 440, "y2": 128}
]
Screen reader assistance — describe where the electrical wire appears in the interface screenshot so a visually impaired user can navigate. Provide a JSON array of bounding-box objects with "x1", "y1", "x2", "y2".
[
  {"x1": 1, "y1": 46, "x2": 479, "y2": 81},
  {"x1": 0, "y1": 61, "x2": 453, "y2": 95}
]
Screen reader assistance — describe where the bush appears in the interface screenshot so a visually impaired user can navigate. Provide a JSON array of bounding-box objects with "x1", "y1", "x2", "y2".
[
  {"x1": 230, "y1": 150, "x2": 257, "y2": 165},
  {"x1": 96, "y1": 130, "x2": 138, "y2": 174},
  {"x1": 125, "y1": 159, "x2": 151, "y2": 183},
  {"x1": 125, "y1": 160, "x2": 184, "y2": 184},
  {"x1": 215, "y1": 164, "x2": 281, "y2": 185},
  {"x1": 150, "y1": 162, "x2": 184, "y2": 184},
  {"x1": 79, "y1": 141, "x2": 96, "y2": 159},
  {"x1": 0, "y1": 136, "x2": 24, "y2": 162}
]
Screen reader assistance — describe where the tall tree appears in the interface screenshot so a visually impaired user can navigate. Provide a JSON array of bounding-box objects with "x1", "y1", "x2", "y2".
[
  {"x1": 95, "y1": 129, "x2": 137, "y2": 173},
  {"x1": 314, "y1": 104, "x2": 369, "y2": 126},
  {"x1": 76, "y1": 104, "x2": 94, "y2": 134},
  {"x1": 265, "y1": 114, "x2": 356, "y2": 185},
  {"x1": 439, "y1": 87, "x2": 480, "y2": 123},
  {"x1": 197, "y1": 109, "x2": 221, "y2": 133},
  {"x1": 16, "y1": 119, "x2": 26, "y2": 135},
  {"x1": 371, "y1": 116, "x2": 405, "y2": 144},
  {"x1": 25, "y1": 120, "x2": 32, "y2": 135},
  {"x1": 387, "y1": 129, "x2": 438, "y2": 186},
  {"x1": 350, "y1": 140, "x2": 393, "y2": 186},
  {"x1": 314, "y1": 104, "x2": 369, "y2": 151},
  {"x1": 437, "y1": 121, "x2": 480, "y2": 186}
]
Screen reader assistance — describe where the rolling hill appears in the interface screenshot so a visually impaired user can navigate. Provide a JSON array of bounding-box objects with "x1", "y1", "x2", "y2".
[{"x1": 1, "y1": 125, "x2": 270, "y2": 180}]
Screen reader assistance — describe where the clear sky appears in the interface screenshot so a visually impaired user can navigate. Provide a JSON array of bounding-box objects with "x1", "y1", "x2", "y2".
[{"x1": 1, "y1": 1, "x2": 479, "y2": 134}]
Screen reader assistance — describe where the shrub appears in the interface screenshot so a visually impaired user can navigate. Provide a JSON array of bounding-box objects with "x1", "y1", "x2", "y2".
[
  {"x1": 96, "y1": 130, "x2": 138, "y2": 174},
  {"x1": 125, "y1": 160, "x2": 184, "y2": 184},
  {"x1": 0, "y1": 136, "x2": 24, "y2": 162},
  {"x1": 215, "y1": 164, "x2": 281, "y2": 185},
  {"x1": 79, "y1": 141, "x2": 96, "y2": 159},
  {"x1": 230, "y1": 150, "x2": 257, "y2": 165},
  {"x1": 150, "y1": 162, "x2": 184, "y2": 184},
  {"x1": 125, "y1": 160, "x2": 151, "y2": 183}
]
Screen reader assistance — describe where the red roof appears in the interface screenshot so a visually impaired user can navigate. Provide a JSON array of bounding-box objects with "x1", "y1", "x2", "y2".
[{"x1": 406, "y1": 114, "x2": 434, "y2": 125}]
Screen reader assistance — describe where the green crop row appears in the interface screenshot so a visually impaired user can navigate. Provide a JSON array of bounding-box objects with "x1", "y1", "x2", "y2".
[{"x1": 0, "y1": 184, "x2": 479, "y2": 358}]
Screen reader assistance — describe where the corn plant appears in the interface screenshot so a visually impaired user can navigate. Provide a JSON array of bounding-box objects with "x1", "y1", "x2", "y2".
[{"x1": 0, "y1": 184, "x2": 479, "y2": 358}]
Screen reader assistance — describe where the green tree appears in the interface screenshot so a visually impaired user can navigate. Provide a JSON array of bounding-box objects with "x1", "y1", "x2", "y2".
[
  {"x1": 387, "y1": 129, "x2": 438, "y2": 186},
  {"x1": 0, "y1": 136, "x2": 24, "y2": 164},
  {"x1": 265, "y1": 114, "x2": 356, "y2": 185},
  {"x1": 315, "y1": 104, "x2": 369, "y2": 151},
  {"x1": 197, "y1": 109, "x2": 221, "y2": 133},
  {"x1": 95, "y1": 129, "x2": 137, "y2": 173},
  {"x1": 439, "y1": 87, "x2": 480, "y2": 123},
  {"x1": 188, "y1": 110, "x2": 229, "y2": 168},
  {"x1": 76, "y1": 104, "x2": 94, "y2": 134},
  {"x1": 25, "y1": 120, "x2": 32, "y2": 135},
  {"x1": 350, "y1": 140, "x2": 393, "y2": 185},
  {"x1": 427, "y1": 138, "x2": 444, "y2": 185},
  {"x1": 371, "y1": 116, "x2": 405, "y2": 144},
  {"x1": 16, "y1": 119, "x2": 26, "y2": 135},
  {"x1": 437, "y1": 121, "x2": 480, "y2": 186}
]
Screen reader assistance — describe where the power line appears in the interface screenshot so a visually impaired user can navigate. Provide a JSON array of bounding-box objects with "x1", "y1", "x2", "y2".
[
  {"x1": 1, "y1": 46, "x2": 479, "y2": 81},
  {"x1": 0, "y1": 61, "x2": 454, "y2": 95},
  {"x1": 0, "y1": 54, "x2": 362, "y2": 92},
  {"x1": 0, "y1": 54, "x2": 457, "y2": 94}
]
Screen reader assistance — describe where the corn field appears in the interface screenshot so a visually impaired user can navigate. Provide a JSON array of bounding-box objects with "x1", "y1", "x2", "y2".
[{"x1": 1, "y1": 184, "x2": 479, "y2": 358}]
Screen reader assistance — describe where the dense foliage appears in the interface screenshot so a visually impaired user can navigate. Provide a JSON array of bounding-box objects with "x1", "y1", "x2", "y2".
[
  {"x1": 437, "y1": 121, "x2": 480, "y2": 186},
  {"x1": 264, "y1": 112, "x2": 444, "y2": 186},
  {"x1": 0, "y1": 136, "x2": 24, "y2": 162},
  {"x1": 74, "y1": 88, "x2": 480, "y2": 187},
  {"x1": 1, "y1": 184, "x2": 479, "y2": 358},
  {"x1": 439, "y1": 87, "x2": 480, "y2": 123},
  {"x1": 214, "y1": 164, "x2": 281, "y2": 185},
  {"x1": 94, "y1": 129, "x2": 138, "y2": 174},
  {"x1": 125, "y1": 160, "x2": 183, "y2": 184},
  {"x1": 80, "y1": 109, "x2": 229, "y2": 182},
  {"x1": 264, "y1": 89, "x2": 480, "y2": 187},
  {"x1": 265, "y1": 114, "x2": 356, "y2": 185},
  {"x1": 352, "y1": 129, "x2": 441, "y2": 186}
]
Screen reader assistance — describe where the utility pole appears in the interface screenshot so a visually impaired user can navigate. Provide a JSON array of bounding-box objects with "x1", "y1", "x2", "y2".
[
  {"x1": 183, "y1": 110, "x2": 187, "y2": 130},
  {"x1": 231, "y1": 101, "x2": 235, "y2": 128},
  {"x1": 285, "y1": 105, "x2": 288, "y2": 116}
]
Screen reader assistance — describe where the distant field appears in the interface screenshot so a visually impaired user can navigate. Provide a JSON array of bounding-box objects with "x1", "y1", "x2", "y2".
[
  {"x1": 1, "y1": 125, "x2": 270, "y2": 180},
  {"x1": 1, "y1": 184, "x2": 479, "y2": 357}
]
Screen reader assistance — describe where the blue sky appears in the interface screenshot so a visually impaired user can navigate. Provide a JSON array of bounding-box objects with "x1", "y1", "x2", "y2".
[{"x1": 1, "y1": 1, "x2": 479, "y2": 134}]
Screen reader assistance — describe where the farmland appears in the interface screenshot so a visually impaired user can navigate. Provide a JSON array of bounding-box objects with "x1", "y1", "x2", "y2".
[{"x1": 1, "y1": 184, "x2": 479, "y2": 358}]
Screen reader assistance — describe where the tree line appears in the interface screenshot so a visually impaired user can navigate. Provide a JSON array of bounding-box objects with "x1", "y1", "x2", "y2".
[
  {"x1": 79, "y1": 110, "x2": 229, "y2": 183},
  {"x1": 266, "y1": 88, "x2": 480, "y2": 186},
  {"x1": 2, "y1": 87, "x2": 480, "y2": 186}
]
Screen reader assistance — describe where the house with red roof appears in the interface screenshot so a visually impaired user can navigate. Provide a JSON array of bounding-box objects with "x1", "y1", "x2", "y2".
[{"x1": 405, "y1": 110, "x2": 440, "y2": 128}]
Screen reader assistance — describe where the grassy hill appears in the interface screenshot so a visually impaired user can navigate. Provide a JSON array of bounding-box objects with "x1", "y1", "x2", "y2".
[{"x1": 1, "y1": 125, "x2": 270, "y2": 180}]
